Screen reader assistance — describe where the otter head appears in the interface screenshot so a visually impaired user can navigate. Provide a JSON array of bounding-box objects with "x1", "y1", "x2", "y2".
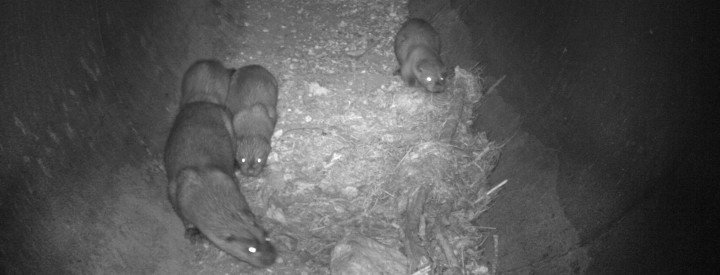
[
  {"x1": 415, "y1": 58, "x2": 446, "y2": 93},
  {"x1": 233, "y1": 104, "x2": 274, "y2": 177},
  {"x1": 175, "y1": 168, "x2": 278, "y2": 267},
  {"x1": 207, "y1": 226, "x2": 277, "y2": 267},
  {"x1": 180, "y1": 59, "x2": 232, "y2": 105},
  {"x1": 236, "y1": 135, "x2": 271, "y2": 177}
]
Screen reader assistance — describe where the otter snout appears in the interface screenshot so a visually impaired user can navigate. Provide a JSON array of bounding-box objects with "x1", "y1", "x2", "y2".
[
  {"x1": 251, "y1": 239, "x2": 277, "y2": 267},
  {"x1": 238, "y1": 157, "x2": 265, "y2": 177}
]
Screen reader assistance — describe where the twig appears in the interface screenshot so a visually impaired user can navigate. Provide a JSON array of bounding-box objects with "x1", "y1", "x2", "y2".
[
  {"x1": 477, "y1": 233, "x2": 490, "y2": 248},
  {"x1": 461, "y1": 248, "x2": 467, "y2": 275},
  {"x1": 394, "y1": 144, "x2": 416, "y2": 170},
  {"x1": 492, "y1": 234, "x2": 499, "y2": 275},
  {"x1": 346, "y1": 38, "x2": 380, "y2": 61},
  {"x1": 472, "y1": 179, "x2": 507, "y2": 205},
  {"x1": 486, "y1": 179, "x2": 508, "y2": 197},
  {"x1": 411, "y1": 265, "x2": 431, "y2": 275},
  {"x1": 435, "y1": 227, "x2": 459, "y2": 267},
  {"x1": 439, "y1": 77, "x2": 467, "y2": 143},
  {"x1": 485, "y1": 75, "x2": 506, "y2": 96},
  {"x1": 403, "y1": 185, "x2": 431, "y2": 273}
]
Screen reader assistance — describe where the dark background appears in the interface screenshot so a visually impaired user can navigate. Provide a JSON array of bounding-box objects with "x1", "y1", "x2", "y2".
[{"x1": 1, "y1": 0, "x2": 711, "y2": 273}]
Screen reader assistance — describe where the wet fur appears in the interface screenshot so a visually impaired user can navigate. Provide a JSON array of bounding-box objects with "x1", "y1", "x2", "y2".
[
  {"x1": 164, "y1": 102, "x2": 276, "y2": 267},
  {"x1": 226, "y1": 65, "x2": 279, "y2": 176},
  {"x1": 393, "y1": 18, "x2": 446, "y2": 93},
  {"x1": 232, "y1": 104, "x2": 275, "y2": 177},
  {"x1": 181, "y1": 59, "x2": 234, "y2": 105}
]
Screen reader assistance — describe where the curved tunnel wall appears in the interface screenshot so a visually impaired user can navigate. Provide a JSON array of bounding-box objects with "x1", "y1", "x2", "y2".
[
  {"x1": 1, "y1": 0, "x2": 226, "y2": 272},
  {"x1": 1, "y1": 0, "x2": 700, "y2": 273},
  {"x1": 409, "y1": 0, "x2": 696, "y2": 273},
  {"x1": 1, "y1": 1, "x2": 130, "y2": 271}
]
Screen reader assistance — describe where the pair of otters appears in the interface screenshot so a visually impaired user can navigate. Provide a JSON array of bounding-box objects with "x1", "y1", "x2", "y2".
[{"x1": 163, "y1": 18, "x2": 445, "y2": 268}]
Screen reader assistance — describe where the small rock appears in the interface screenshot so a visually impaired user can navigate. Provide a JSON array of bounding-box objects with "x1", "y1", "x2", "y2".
[
  {"x1": 266, "y1": 204, "x2": 287, "y2": 224},
  {"x1": 333, "y1": 204, "x2": 346, "y2": 214},
  {"x1": 346, "y1": 48, "x2": 366, "y2": 57},
  {"x1": 308, "y1": 82, "x2": 331, "y2": 96},
  {"x1": 273, "y1": 233, "x2": 298, "y2": 251},
  {"x1": 381, "y1": 134, "x2": 395, "y2": 143},
  {"x1": 341, "y1": 186, "x2": 358, "y2": 198},
  {"x1": 272, "y1": 129, "x2": 283, "y2": 139},
  {"x1": 267, "y1": 151, "x2": 279, "y2": 162},
  {"x1": 331, "y1": 235, "x2": 407, "y2": 275}
]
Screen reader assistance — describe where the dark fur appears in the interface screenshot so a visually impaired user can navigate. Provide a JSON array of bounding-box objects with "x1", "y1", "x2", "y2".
[
  {"x1": 232, "y1": 104, "x2": 275, "y2": 177},
  {"x1": 226, "y1": 65, "x2": 279, "y2": 176},
  {"x1": 181, "y1": 59, "x2": 234, "y2": 105},
  {"x1": 393, "y1": 18, "x2": 446, "y2": 93},
  {"x1": 226, "y1": 64, "x2": 279, "y2": 123},
  {"x1": 164, "y1": 102, "x2": 276, "y2": 267}
]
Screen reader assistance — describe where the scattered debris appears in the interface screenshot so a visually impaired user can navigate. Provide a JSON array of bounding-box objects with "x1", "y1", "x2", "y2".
[{"x1": 330, "y1": 234, "x2": 408, "y2": 274}]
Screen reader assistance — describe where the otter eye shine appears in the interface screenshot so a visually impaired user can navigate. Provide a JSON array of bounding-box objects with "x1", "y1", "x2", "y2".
[
  {"x1": 394, "y1": 18, "x2": 446, "y2": 93},
  {"x1": 227, "y1": 65, "x2": 279, "y2": 177},
  {"x1": 165, "y1": 62, "x2": 277, "y2": 267}
]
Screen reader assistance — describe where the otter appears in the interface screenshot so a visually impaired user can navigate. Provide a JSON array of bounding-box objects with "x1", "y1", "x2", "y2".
[
  {"x1": 393, "y1": 18, "x2": 446, "y2": 93},
  {"x1": 164, "y1": 101, "x2": 276, "y2": 267},
  {"x1": 226, "y1": 65, "x2": 279, "y2": 177},
  {"x1": 180, "y1": 59, "x2": 234, "y2": 106},
  {"x1": 231, "y1": 103, "x2": 275, "y2": 177},
  {"x1": 226, "y1": 64, "x2": 278, "y2": 119}
]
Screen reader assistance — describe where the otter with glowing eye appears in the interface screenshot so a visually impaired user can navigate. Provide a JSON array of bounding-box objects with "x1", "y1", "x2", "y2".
[
  {"x1": 164, "y1": 100, "x2": 277, "y2": 267},
  {"x1": 226, "y1": 65, "x2": 279, "y2": 177},
  {"x1": 394, "y1": 18, "x2": 447, "y2": 93},
  {"x1": 170, "y1": 167, "x2": 277, "y2": 267},
  {"x1": 180, "y1": 59, "x2": 234, "y2": 105},
  {"x1": 233, "y1": 104, "x2": 275, "y2": 177}
]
